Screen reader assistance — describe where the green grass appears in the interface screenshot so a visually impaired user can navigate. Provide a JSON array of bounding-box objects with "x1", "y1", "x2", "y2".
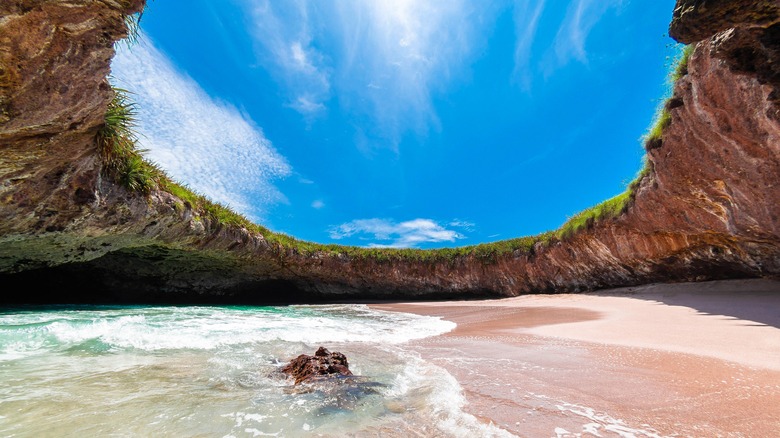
[
  {"x1": 644, "y1": 106, "x2": 672, "y2": 147},
  {"x1": 159, "y1": 177, "x2": 268, "y2": 231},
  {"x1": 563, "y1": 46, "x2": 694, "y2": 239},
  {"x1": 123, "y1": 14, "x2": 141, "y2": 46},
  {"x1": 94, "y1": 85, "x2": 651, "y2": 263},
  {"x1": 100, "y1": 36, "x2": 692, "y2": 264},
  {"x1": 671, "y1": 45, "x2": 694, "y2": 83},
  {"x1": 644, "y1": 44, "x2": 693, "y2": 149},
  {"x1": 97, "y1": 87, "x2": 162, "y2": 195},
  {"x1": 556, "y1": 192, "x2": 631, "y2": 240},
  {"x1": 120, "y1": 4, "x2": 146, "y2": 47},
  {"x1": 555, "y1": 161, "x2": 650, "y2": 240}
]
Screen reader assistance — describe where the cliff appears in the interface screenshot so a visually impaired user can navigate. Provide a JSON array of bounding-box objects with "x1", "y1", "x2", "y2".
[{"x1": 0, "y1": 0, "x2": 778, "y2": 303}]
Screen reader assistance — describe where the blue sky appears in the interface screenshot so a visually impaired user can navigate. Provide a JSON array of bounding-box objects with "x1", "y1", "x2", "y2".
[{"x1": 112, "y1": 0, "x2": 679, "y2": 248}]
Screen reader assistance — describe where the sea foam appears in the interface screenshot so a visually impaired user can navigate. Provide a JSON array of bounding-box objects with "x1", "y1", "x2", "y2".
[
  {"x1": 0, "y1": 305, "x2": 455, "y2": 358},
  {"x1": 0, "y1": 305, "x2": 510, "y2": 437}
]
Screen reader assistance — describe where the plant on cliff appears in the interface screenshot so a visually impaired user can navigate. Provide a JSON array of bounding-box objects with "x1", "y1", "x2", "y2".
[
  {"x1": 123, "y1": 12, "x2": 143, "y2": 46},
  {"x1": 671, "y1": 44, "x2": 694, "y2": 83},
  {"x1": 645, "y1": 44, "x2": 692, "y2": 149},
  {"x1": 474, "y1": 45, "x2": 689, "y2": 246},
  {"x1": 550, "y1": 46, "x2": 694, "y2": 241},
  {"x1": 99, "y1": 36, "x2": 690, "y2": 264},
  {"x1": 98, "y1": 87, "x2": 161, "y2": 194},
  {"x1": 645, "y1": 106, "x2": 672, "y2": 148},
  {"x1": 162, "y1": 178, "x2": 264, "y2": 229},
  {"x1": 554, "y1": 160, "x2": 650, "y2": 240}
]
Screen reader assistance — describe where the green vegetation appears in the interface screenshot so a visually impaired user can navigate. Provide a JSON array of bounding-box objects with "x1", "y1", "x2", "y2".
[
  {"x1": 645, "y1": 106, "x2": 672, "y2": 147},
  {"x1": 95, "y1": 83, "x2": 653, "y2": 262},
  {"x1": 556, "y1": 191, "x2": 632, "y2": 240},
  {"x1": 533, "y1": 47, "x2": 695, "y2": 241},
  {"x1": 122, "y1": 13, "x2": 142, "y2": 46},
  {"x1": 644, "y1": 44, "x2": 692, "y2": 149},
  {"x1": 95, "y1": 86, "x2": 561, "y2": 263},
  {"x1": 160, "y1": 177, "x2": 271, "y2": 233},
  {"x1": 671, "y1": 44, "x2": 694, "y2": 83},
  {"x1": 555, "y1": 161, "x2": 650, "y2": 240},
  {"x1": 98, "y1": 88, "x2": 162, "y2": 195},
  {"x1": 100, "y1": 40, "x2": 693, "y2": 264},
  {"x1": 95, "y1": 85, "x2": 635, "y2": 262}
]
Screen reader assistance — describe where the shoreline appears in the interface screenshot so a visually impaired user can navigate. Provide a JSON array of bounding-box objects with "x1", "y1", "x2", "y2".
[{"x1": 371, "y1": 279, "x2": 780, "y2": 436}]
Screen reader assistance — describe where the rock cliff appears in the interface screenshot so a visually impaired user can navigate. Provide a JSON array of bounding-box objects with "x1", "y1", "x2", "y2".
[{"x1": 0, "y1": 0, "x2": 778, "y2": 303}]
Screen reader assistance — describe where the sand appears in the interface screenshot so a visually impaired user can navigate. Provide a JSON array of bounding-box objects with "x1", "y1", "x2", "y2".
[{"x1": 372, "y1": 279, "x2": 780, "y2": 437}]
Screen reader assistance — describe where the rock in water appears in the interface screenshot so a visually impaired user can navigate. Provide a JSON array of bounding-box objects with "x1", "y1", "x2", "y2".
[{"x1": 281, "y1": 347, "x2": 353, "y2": 384}]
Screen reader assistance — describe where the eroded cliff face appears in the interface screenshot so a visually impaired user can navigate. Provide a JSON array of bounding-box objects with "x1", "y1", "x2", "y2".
[{"x1": 0, "y1": 0, "x2": 778, "y2": 303}]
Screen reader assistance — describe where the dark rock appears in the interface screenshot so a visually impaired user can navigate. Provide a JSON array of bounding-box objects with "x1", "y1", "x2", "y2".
[
  {"x1": 280, "y1": 347, "x2": 353, "y2": 385},
  {"x1": 669, "y1": 0, "x2": 780, "y2": 44}
]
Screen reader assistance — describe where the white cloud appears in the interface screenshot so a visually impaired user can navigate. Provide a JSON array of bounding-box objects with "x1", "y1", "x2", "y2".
[
  {"x1": 329, "y1": 218, "x2": 471, "y2": 248},
  {"x1": 552, "y1": 0, "x2": 623, "y2": 66},
  {"x1": 243, "y1": 0, "x2": 499, "y2": 147},
  {"x1": 289, "y1": 95, "x2": 326, "y2": 115},
  {"x1": 290, "y1": 42, "x2": 310, "y2": 69},
  {"x1": 334, "y1": 0, "x2": 489, "y2": 145},
  {"x1": 512, "y1": 0, "x2": 547, "y2": 86},
  {"x1": 111, "y1": 37, "x2": 292, "y2": 221},
  {"x1": 448, "y1": 219, "x2": 476, "y2": 231},
  {"x1": 311, "y1": 200, "x2": 325, "y2": 209},
  {"x1": 246, "y1": 1, "x2": 331, "y2": 117}
]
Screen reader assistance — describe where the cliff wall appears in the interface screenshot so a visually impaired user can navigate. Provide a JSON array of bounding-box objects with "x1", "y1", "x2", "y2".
[{"x1": 0, "y1": 0, "x2": 778, "y2": 303}]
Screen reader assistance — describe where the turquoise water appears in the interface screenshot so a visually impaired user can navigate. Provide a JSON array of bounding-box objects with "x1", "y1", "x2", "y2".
[{"x1": 0, "y1": 305, "x2": 512, "y2": 437}]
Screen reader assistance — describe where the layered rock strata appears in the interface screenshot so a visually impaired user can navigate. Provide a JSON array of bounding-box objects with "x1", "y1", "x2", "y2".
[{"x1": 0, "y1": 0, "x2": 778, "y2": 303}]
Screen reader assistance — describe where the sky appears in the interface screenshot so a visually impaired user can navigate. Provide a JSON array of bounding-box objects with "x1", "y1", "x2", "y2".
[{"x1": 112, "y1": 0, "x2": 680, "y2": 249}]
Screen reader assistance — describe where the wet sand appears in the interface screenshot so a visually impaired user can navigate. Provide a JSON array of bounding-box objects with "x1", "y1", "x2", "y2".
[{"x1": 372, "y1": 279, "x2": 780, "y2": 437}]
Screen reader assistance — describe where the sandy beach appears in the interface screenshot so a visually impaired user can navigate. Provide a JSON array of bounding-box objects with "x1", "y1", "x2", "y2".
[{"x1": 372, "y1": 279, "x2": 780, "y2": 437}]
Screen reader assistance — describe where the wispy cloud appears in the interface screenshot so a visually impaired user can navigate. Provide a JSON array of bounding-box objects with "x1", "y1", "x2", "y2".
[
  {"x1": 288, "y1": 95, "x2": 326, "y2": 115},
  {"x1": 552, "y1": 0, "x2": 623, "y2": 67},
  {"x1": 243, "y1": 0, "x2": 497, "y2": 148},
  {"x1": 111, "y1": 37, "x2": 292, "y2": 221},
  {"x1": 246, "y1": 0, "x2": 331, "y2": 117},
  {"x1": 335, "y1": 0, "x2": 480, "y2": 144},
  {"x1": 329, "y1": 218, "x2": 471, "y2": 248},
  {"x1": 311, "y1": 200, "x2": 325, "y2": 209},
  {"x1": 512, "y1": 0, "x2": 547, "y2": 87},
  {"x1": 448, "y1": 219, "x2": 476, "y2": 232}
]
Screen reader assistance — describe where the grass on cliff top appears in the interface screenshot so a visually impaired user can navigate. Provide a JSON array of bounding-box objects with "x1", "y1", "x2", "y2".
[
  {"x1": 671, "y1": 44, "x2": 694, "y2": 83},
  {"x1": 103, "y1": 30, "x2": 691, "y2": 262},
  {"x1": 159, "y1": 173, "x2": 552, "y2": 262},
  {"x1": 97, "y1": 84, "x2": 558, "y2": 262},
  {"x1": 530, "y1": 45, "x2": 694, "y2": 243},
  {"x1": 645, "y1": 107, "x2": 672, "y2": 147},
  {"x1": 97, "y1": 86, "x2": 652, "y2": 263},
  {"x1": 98, "y1": 88, "x2": 162, "y2": 195},
  {"x1": 123, "y1": 13, "x2": 142, "y2": 46},
  {"x1": 554, "y1": 163, "x2": 650, "y2": 240},
  {"x1": 645, "y1": 44, "x2": 693, "y2": 147}
]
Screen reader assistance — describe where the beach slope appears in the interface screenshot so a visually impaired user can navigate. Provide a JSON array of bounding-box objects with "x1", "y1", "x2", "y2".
[{"x1": 374, "y1": 279, "x2": 780, "y2": 437}]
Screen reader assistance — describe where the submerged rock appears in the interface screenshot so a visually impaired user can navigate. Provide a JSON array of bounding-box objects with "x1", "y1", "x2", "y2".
[{"x1": 281, "y1": 347, "x2": 353, "y2": 385}]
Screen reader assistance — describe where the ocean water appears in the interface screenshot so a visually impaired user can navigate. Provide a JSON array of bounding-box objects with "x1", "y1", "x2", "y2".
[{"x1": 0, "y1": 305, "x2": 513, "y2": 437}]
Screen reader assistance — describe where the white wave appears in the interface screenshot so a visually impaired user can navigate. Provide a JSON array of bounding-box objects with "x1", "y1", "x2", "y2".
[
  {"x1": 0, "y1": 305, "x2": 455, "y2": 357},
  {"x1": 0, "y1": 307, "x2": 516, "y2": 437},
  {"x1": 386, "y1": 352, "x2": 517, "y2": 437},
  {"x1": 554, "y1": 400, "x2": 667, "y2": 438}
]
